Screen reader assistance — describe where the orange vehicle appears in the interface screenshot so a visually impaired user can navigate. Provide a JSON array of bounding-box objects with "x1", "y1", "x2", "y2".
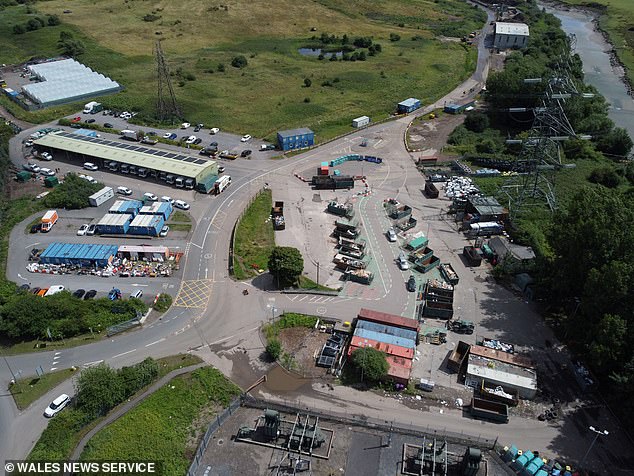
[
  {"x1": 40, "y1": 210, "x2": 58, "y2": 232},
  {"x1": 37, "y1": 288, "x2": 49, "y2": 297}
]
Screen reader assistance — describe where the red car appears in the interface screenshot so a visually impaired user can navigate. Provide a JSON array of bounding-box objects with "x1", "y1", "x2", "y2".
[{"x1": 70, "y1": 116, "x2": 81, "y2": 123}]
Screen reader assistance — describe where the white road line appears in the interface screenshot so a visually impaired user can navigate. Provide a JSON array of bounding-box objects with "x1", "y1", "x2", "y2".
[
  {"x1": 145, "y1": 338, "x2": 166, "y2": 347},
  {"x1": 50, "y1": 367, "x2": 57, "y2": 371},
  {"x1": 54, "y1": 352, "x2": 61, "y2": 356},
  {"x1": 112, "y1": 349, "x2": 136, "y2": 359},
  {"x1": 83, "y1": 359, "x2": 104, "y2": 367},
  {"x1": 189, "y1": 242, "x2": 203, "y2": 249},
  {"x1": 298, "y1": 296, "x2": 308, "y2": 302}
]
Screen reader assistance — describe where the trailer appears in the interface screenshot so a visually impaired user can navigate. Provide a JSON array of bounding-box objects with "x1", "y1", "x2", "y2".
[
  {"x1": 447, "y1": 341, "x2": 470, "y2": 372},
  {"x1": 337, "y1": 237, "x2": 366, "y2": 251},
  {"x1": 396, "y1": 216, "x2": 417, "y2": 232},
  {"x1": 439, "y1": 262, "x2": 459, "y2": 285},
  {"x1": 335, "y1": 220, "x2": 359, "y2": 233},
  {"x1": 333, "y1": 253, "x2": 366, "y2": 270},
  {"x1": 120, "y1": 130, "x2": 139, "y2": 141},
  {"x1": 339, "y1": 246, "x2": 364, "y2": 260},
  {"x1": 333, "y1": 227, "x2": 359, "y2": 239},
  {"x1": 389, "y1": 204, "x2": 412, "y2": 220},
  {"x1": 272, "y1": 201, "x2": 285, "y2": 230},
  {"x1": 327, "y1": 201, "x2": 354, "y2": 218},
  {"x1": 463, "y1": 246, "x2": 482, "y2": 267},
  {"x1": 470, "y1": 397, "x2": 509, "y2": 423},
  {"x1": 344, "y1": 267, "x2": 373, "y2": 284}
]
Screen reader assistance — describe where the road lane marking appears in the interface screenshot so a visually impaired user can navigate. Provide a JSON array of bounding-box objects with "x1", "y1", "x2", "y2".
[
  {"x1": 83, "y1": 360, "x2": 104, "y2": 368},
  {"x1": 112, "y1": 349, "x2": 136, "y2": 359},
  {"x1": 145, "y1": 338, "x2": 166, "y2": 347},
  {"x1": 50, "y1": 367, "x2": 57, "y2": 371}
]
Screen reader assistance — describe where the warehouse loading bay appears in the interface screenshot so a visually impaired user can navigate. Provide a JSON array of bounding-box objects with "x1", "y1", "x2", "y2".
[{"x1": 264, "y1": 130, "x2": 607, "y2": 436}]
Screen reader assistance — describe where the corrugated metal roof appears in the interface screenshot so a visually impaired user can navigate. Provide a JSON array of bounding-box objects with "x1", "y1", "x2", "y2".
[
  {"x1": 358, "y1": 308, "x2": 419, "y2": 331},
  {"x1": 495, "y1": 22, "x2": 530, "y2": 36},
  {"x1": 40, "y1": 242, "x2": 118, "y2": 262},
  {"x1": 349, "y1": 336, "x2": 414, "y2": 359},
  {"x1": 97, "y1": 213, "x2": 133, "y2": 226},
  {"x1": 88, "y1": 186, "x2": 113, "y2": 199},
  {"x1": 130, "y1": 214, "x2": 163, "y2": 227},
  {"x1": 33, "y1": 131, "x2": 216, "y2": 181},
  {"x1": 467, "y1": 355, "x2": 536, "y2": 392},
  {"x1": 109, "y1": 199, "x2": 143, "y2": 213},
  {"x1": 470, "y1": 345, "x2": 534, "y2": 369},
  {"x1": 354, "y1": 328, "x2": 416, "y2": 349},
  {"x1": 139, "y1": 202, "x2": 171, "y2": 215},
  {"x1": 398, "y1": 98, "x2": 420, "y2": 107},
  {"x1": 356, "y1": 319, "x2": 418, "y2": 341},
  {"x1": 277, "y1": 127, "x2": 314, "y2": 138}
]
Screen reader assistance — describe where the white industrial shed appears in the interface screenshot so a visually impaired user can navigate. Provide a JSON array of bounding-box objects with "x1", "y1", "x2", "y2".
[
  {"x1": 493, "y1": 22, "x2": 530, "y2": 49},
  {"x1": 22, "y1": 59, "x2": 121, "y2": 106}
]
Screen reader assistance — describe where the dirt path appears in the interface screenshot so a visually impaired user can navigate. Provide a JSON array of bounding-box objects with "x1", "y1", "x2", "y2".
[{"x1": 0, "y1": 104, "x2": 34, "y2": 131}]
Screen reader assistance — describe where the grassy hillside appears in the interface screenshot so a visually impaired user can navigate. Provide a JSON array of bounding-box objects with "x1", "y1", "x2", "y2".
[
  {"x1": 558, "y1": 0, "x2": 634, "y2": 88},
  {"x1": 0, "y1": 0, "x2": 484, "y2": 139}
]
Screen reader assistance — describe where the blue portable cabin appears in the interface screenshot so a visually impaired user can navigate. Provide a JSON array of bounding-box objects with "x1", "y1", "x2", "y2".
[
  {"x1": 522, "y1": 457, "x2": 545, "y2": 476},
  {"x1": 109, "y1": 199, "x2": 143, "y2": 217},
  {"x1": 128, "y1": 214, "x2": 164, "y2": 236},
  {"x1": 139, "y1": 201, "x2": 172, "y2": 221},
  {"x1": 397, "y1": 98, "x2": 421, "y2": 114},
  {"x1": 534, "y1": 471, "x2": 548, "y2": 476},
  {"x1": 96, "y1": 213, "x2": 133, "y2": 235},
  {"x1": 277, "y1": 127, "x2": 314, "y2": 151},
  {"x1": 444, "y1": 104, "x2": 461, "y2": 114},
  {"x1": 353, "y1": 327, "x2": 416, "y2": 349}
]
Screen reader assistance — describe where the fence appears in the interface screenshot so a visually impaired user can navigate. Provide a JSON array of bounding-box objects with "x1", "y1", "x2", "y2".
[
  {"x1": 106, "y1": 316, "x2": 141, "y2": 336},
  {"x1": 187, "y1": 397, "x2": 242, "y2": 476}
]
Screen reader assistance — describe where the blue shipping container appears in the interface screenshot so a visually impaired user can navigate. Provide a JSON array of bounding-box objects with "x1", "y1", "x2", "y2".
[
  {"x1": 397, "y1": 98, "x2": 421, "y2": 114},
  {"x1": 277, "y1": 127, "x2": 314, "y2": 151},
  {"x1": 128, "y1": 214, "x2": 164, "y2": 236},
  {"x1": 39, "y1": 242, "x2": 118, "y2": 267},
  {"x1": 356, "y1": 320, "x2": 418, "y2": 342},
  {"x1": 109, "y1": 200, "x2": 143, "y2": 217}
]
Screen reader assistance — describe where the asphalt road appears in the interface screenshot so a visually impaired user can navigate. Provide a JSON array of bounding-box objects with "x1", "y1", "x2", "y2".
[{"x1": 5, "y1": 7, "x2": 626, "y2": 473}]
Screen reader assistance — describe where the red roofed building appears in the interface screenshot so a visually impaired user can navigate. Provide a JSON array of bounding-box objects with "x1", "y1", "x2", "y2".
[
  {"x1": 348, "y1": 336, "x2": 414, "y2": 360},
  {"x1": 358, "y1": 308, "x2": 419, "y2": 332}
]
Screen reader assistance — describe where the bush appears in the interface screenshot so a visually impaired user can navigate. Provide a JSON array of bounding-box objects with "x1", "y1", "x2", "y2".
[
  {"x1": 143, "y1": 13, "x2": 161, "y2": 22},
  {"x1": 153, "y1": 293, "x2": 172, "y2": 312},
  {"x1": 303, "y1": 97, "x2": 311, "y2": 103},
  {"x1": 350, "y1": 347, "x2": 389, "y2": 383},
  {"x1": 464, "y1": 111, "x2": 489, "y2": 133},
  {"x1": 266, "y1": 339, "x2": 282, "y2": 360},
  {"x1": 304, "y1": 78, "x2": 311, "y2": 88},
  {"x1": 231, "y1": 55, "x2": 248, "y2": 69},
  {"x1": 12, "y1": 24, "x2": 25, "y2": 35},
  {"x1": 43, "y1": 174, "x2": 101, "y2": 209},
  {"x1": 588, "y1": 167, "x2": 620, "y2": 188},
  {"x1": 217, "y1": 63, "x2": 225, "y2": 72},
  {"x1": 26, "y1": 18, "x2": 42, "y2": 31},
  {"x1": 353, "y1": 36, "x2": 372, "y2": 48},
  {"x1": 389, "y1": 33, "x2": 401, "y2": 42},
  {"x1": 47, "y1": 15, "x2": 61, "y2": 26}
]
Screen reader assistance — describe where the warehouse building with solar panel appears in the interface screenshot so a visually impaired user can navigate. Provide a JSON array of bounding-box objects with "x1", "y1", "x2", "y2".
[{"x1": 32, "y1": 131, "x2": 220, "y2": 193}]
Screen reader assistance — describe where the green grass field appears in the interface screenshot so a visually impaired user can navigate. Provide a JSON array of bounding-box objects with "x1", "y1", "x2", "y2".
[
  {"x1": 233, "y1": 189, "x2": 275, "y2": 279},
  {"x1": 10, "y1": 368, "x2": 77, "y2": 410},
  {"x1": 558, "y1": 0, "x2": 634, "y2": 87},
  {"x1": 80, "y1": 367, "x2": 240, "y2": 474},
  {"x1": 0, "y1": 0, "x2": 485, "y2": 139}
]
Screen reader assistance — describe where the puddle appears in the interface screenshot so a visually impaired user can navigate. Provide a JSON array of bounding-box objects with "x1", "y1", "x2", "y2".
[
  {"x1": 263, "y1": 364, "x2": 312, "y2": 393},
  {"x1": 298, "y1": 48, "x2": 343, "y2": 58}
]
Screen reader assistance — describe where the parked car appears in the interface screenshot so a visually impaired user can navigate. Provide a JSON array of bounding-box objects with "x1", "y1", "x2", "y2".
[
  {"x1": 240, "y1": 149, "x2": 252, "y2": 157},
  {"x1": 19, "y1": 283, "x2": 30, "y2": 292},
  {"x1": 84, "y1": 289, "x2": 97, "y2": 300},
  {"x1": 168, "y1": 133, "x2": 177, "y2": 140},
  {"x1": 387, "y1": 227, "x2": 397, "y2": 242},
  {"x1": 159, "y1": 225, "x2": 169, "y2": 237},
  {"x1": 209, "y1": 141, "x2": 218, "y2": 147},
  {"x1": 30, "y1": 287, "x2": 41, "y2": 295},
  {"x1": 44, "y1": 394, "x2": 70, "y2": 418},
  {"x1": 406, "y1": 275, "x2": 417, "y2": 292},
  {"x1": 86, "y1": 118, "x2": 96, "y2": 124},
  {"x1": 23, "y1": 163, "x2": 40, "y2": 173},
  {"x1": 24, "y1": 140, "x2": 34, "y2": 147},
  {"x1": 77, "y1": 224, "x2": 89, "y2": 236},
  {"x1": 83, "y1": 175, "x2": 98, "y2": 184},
  {"x1": 241, "y1": 134, "x2": 252, "y2": 142},
  {"x1": 40, "y1": 152, "x2": 53, "y2": 161},
  {"x1": 39, "y1": 168, "x2": 55, "y2": 176},
  {"x1": 146, "y1": 131, "x2": 157, "y2": 136},
  {"x1": 104, "y1": 123, "x2": 113, "y2": 128},
  {"x1": 194, "y1": 123, "x2": 203, "y2": 132},
  {"x1": 144, "y1": 192, "x2": 158, "y2": 202},
  {"x1": 30, "y1": 224, "x2": 41, "y2": 233},
  {"x1": 185, "y1": 135, "x2": 197, "y2": 144},
  {"x1": 218, "y1": 166, "x2": 225, "y2": 173},
  {"x1": 163, "y1": 132, "x2": 172, "y2": 139},
  {"x1": 260, "y1": 144, "x2": 276, "y2": 151},
  {"x1": 86, "y1": 224, "x2": 97, "y2": 236},
  {"x1": 397, "y1": 253, "x2": 410, "y2": 270},
  {"x1": 72, "y1": 289, "x2": 86, "y2": 299},
  {"x1": 181, "y1": 122, "x2": 191, "y2": 129},
  {"x1": 174, "y1": 199, "x2": 190, "y2": 210},
  {"x1": 194, "y1": 137, "x2": 202, "y2": 145},
  {"x1": 70, "y1": 116, "x2": 81, "y2": 123},
  {"x1": 161, "y1": 196, "x2": 174, "y2": 205},
  {"x1": 83, "y1": 162, "x2": 98, "y2": 171},
  {"x1": 209, "y1": 127, "x2": 220, "y2": 134},
  {"x1": 117, "y1": 186, "x2": 132, "y2": 195},
  {"x1": 131, "y1": 289, "x2": 143, "y2": 299}
]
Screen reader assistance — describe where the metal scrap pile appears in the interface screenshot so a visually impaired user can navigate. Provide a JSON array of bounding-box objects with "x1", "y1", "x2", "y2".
[{"x1": 443, "y1": 176, "x2": 479, "y2": 199}]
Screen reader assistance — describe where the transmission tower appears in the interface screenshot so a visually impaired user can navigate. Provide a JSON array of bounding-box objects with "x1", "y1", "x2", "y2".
[
  {"x1": 154, "y1": 40, "x2": 182, "y2": 121},
  {"x1": 499, "y1": 34, "x2": 592, "y2": 219}
]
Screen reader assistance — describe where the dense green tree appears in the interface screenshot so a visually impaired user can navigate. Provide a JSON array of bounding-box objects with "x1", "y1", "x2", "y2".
[
  {"x1": 266, "y1": 339, "x2": 282, "y2": 360},
  {"x1": 231, "y1": 55, "x2": 248, "y2": 69},
  {"x1": 464, "y1": 112, "x2": 489, "y2": 133},
  {"x1": 596, "y1": 127, "x2": 633, "y2": 158},
  {"x1": 268, "y1": 247, "x2": 304, "y2": 288},
  {"x1": 57, "y1": 31, "x2": 85, "y2": 57},
  {"x1": 118, "y1": 358, "x2": 159, "y2": 397},
  {"x1": 76, "y1": 363, "x2": 126, "y2": 418},
  {"x1": 350, "y1": 347, "x2": 389, "y2": 383},
  {"x1": 588, "y1": 166, "x2": 620, "y2": 188}
]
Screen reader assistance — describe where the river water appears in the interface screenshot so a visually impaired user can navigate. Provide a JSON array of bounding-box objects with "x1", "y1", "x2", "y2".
[{"x1": 539, "y1": 3, "x2": 634, "y2": 139}]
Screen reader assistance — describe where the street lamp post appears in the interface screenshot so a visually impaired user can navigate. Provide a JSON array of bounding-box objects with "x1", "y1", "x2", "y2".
[{"x1": 579, "y1": 426, "x2": 609, "y2": 468}]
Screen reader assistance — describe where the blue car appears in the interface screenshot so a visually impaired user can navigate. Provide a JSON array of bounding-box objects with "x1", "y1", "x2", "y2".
[
  {"x1": 108, "y1": 288, "x2": 122, "y2": 300},
  {"x1": 168, "y1": 133, "x2": 177, "y2": 140}
]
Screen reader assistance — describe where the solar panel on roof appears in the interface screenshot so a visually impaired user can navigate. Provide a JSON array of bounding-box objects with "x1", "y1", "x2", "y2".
[
  {"x1": 194, "y1": 159, "x2": 207, "y2": 164},
  {"x1": 164, "y1": 153, "x2": 178, "y2": 158},
  {"x1": 136, "y1": 147, "x2": 149, "y2": 153},
  {"x1": 153, "y1": 151, "x2": 168, "y2": 156},
  {"x1": 184, "y1": 157, "x2": 196, "y2": 162}
]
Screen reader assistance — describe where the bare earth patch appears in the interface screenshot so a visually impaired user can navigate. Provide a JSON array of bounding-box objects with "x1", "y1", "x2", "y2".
[{"x1": 277, "y1": 327, "x2": 331, "y2": 378}]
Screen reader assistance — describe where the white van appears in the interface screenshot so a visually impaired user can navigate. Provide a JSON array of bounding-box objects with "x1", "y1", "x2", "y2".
[{"x1": 397, "y1": 253, "x2": 409, "y2": 270}]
